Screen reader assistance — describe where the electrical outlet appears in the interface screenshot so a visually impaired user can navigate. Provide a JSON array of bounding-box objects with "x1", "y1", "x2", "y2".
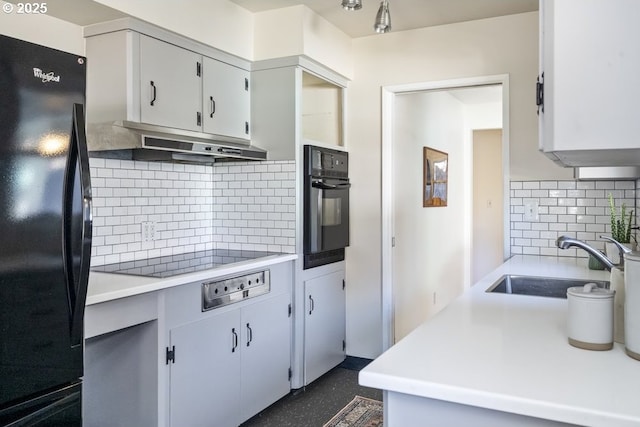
[
  {"x1": 524, "y1": 201, "x2": 539, "y2": 221},
  {"x1": 142, "y1": 221, "x2": 156, "y2": 242}
]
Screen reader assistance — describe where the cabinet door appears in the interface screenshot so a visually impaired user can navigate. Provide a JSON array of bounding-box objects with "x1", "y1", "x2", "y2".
[
  {"x1": 240, "y1": 293, "x2": 291, "y2": 423},
  {"x1": 539, "y1": 0, "x2": 640, "y2": 161},
  {"x1": 169, "y1": 310, "x2": 241, "y2": 427},
  {"x1": 202, "y1": 56, "x2": 250, "y2": 140},
  {"x1": 304, "y1": 270, "x2": 346, "y2": 385},
  {"x1": 139, "y1": 35, "x2": 202, "y2": 132}
]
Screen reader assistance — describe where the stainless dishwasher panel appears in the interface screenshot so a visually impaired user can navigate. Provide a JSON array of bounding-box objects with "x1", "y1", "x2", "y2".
[{"x1": 202, "y1": 270, "x2": 270, "y2": 311}]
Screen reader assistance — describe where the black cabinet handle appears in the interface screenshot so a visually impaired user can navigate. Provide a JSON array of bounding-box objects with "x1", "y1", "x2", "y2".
[
  {"x1": 150, "y1": 81, "x2": 157, "y2": 106},
  {"x1": 210, "y1": 96, "x2": 216, "y2": 118},
  {"x1": 309, "y1": 295, "x2": 315, "y2": 315},
  {"x1": 246, "y1": 323, "x2": 253, "y2": 347},
  {"x1": 232, "y1": 328, "x2": 238, "y2": 353},
  {"x1": 536, "y1": 73, "x2": 544, "y2": 115}
]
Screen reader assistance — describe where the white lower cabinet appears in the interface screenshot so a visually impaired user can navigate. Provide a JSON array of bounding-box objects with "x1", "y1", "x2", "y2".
[
  {"x1": 169, "y1": 309, "x2": 240, "y2": 427},
  {"x1": 168, "y1": 293, "x2": 291, "y2": 427},
  {"x1": 240, "y1": 293, "x2": 292, "y2": 422},
  {"x1": 304, "y1": 270, "x2": 346, "y2": 385}
]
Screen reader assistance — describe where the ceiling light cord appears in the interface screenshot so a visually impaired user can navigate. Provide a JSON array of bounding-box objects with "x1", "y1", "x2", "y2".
[{"x1": 374, "y1": 0, "x2": 391, "y2": 33}]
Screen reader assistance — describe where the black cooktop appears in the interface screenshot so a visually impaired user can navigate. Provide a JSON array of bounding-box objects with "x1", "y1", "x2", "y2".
[{"x1": 91, "y1": 249, "x2": 280, "y2": 278}]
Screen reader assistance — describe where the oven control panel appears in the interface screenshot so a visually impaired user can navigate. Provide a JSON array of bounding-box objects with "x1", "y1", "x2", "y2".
[{"x1": 201, "y1": 270, "x2": 270, "y2": 311}]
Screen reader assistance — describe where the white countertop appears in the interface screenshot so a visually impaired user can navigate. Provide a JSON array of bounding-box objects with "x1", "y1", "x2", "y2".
[
  {"x1": 86, "y1": 253, "x2": 297, "y2": 305},
  {"x1": 359, "y1": 255, "x2": 640, "y2": 427}
]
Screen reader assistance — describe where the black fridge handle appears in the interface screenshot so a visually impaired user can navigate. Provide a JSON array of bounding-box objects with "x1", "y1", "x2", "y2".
[
  {"x1": 62, "y1": 103, "x2": 92, "y2": 348},
  {"x1": 311, "y1": 180, "x2": 351, "y2": 190}
]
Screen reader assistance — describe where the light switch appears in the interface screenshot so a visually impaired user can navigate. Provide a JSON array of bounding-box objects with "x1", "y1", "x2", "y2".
[{"x1": 524, "y1": 201, "x2": 539, "y2": 221}]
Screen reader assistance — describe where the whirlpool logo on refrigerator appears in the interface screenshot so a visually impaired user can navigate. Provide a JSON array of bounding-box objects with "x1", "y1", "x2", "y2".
[{"x1": 32, "y1": 67, "x2": 61, "y2": 83}]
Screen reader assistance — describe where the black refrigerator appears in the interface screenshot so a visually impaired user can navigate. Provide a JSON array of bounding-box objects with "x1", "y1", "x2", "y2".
[{"x1": 0, "y1": 35, "x2": 92, "y2": 426}]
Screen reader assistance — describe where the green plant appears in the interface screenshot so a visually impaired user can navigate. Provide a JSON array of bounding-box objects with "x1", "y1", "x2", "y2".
[{"x1": 608, "y1": 193, "x2": 634, "y2": 243}]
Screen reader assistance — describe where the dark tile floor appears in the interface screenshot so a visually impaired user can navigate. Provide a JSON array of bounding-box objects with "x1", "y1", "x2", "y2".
[{"x1": 240, "y1": 357, "x2": 383, "y2": 427}]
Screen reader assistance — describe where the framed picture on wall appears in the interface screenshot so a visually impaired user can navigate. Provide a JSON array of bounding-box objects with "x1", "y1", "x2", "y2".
[{"x1": 423, "y1": 147, "x2": 448, "y2": 207}]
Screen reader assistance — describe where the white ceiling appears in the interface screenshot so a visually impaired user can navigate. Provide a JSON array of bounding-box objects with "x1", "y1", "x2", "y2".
[{"x1": 229, "y1": 0, "x2": 538, "y2": 38}]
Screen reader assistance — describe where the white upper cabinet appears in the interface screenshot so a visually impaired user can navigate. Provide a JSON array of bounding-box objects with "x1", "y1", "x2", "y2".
[
  {"x1": 139, "y1": 35, "x2": 202, "y2": 132},
  {"x1": 202, "y1": 56, "x2": 250, "y2": 140},
  {"x1": 538, "y1": 0, "x2": 640, "y2": 167},
  {"x1": 84, "y1": 18, "x2": 251, "y2": 143}
]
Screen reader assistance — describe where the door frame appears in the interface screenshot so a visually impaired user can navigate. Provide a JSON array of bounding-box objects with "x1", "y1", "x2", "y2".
[{"x1": 381, "y1": 75, "x2": 510, "y2": 350}]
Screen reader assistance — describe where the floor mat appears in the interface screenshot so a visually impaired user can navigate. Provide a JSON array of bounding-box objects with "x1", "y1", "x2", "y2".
[{"x1": 323, "y1": 395, "x2": 383, "y2": 427}]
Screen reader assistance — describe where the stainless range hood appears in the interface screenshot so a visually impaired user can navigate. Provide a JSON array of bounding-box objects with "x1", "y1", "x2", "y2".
[{"x1": 87, "y1": 121, "x2": 267, "y2": 163}]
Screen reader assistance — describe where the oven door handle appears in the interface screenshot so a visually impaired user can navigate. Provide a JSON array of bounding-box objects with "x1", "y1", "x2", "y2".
[{"x1": 311, "y1": 180, "x2": 351, "y2": 190}]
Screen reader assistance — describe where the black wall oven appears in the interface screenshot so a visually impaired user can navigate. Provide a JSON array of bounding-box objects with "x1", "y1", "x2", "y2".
[{"x1": 303, "y1": 145, "x2": 350, "y2": 269}]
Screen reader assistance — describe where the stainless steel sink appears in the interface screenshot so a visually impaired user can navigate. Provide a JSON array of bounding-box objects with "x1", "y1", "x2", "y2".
[{"x1": 486, "y1": 275, "x2": 610, "y2": 299}]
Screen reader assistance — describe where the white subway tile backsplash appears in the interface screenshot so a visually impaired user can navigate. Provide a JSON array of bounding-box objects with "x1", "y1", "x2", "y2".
[
  {"x1": 212, "y1": 160, "x2": 296, "y2": 254},
  {"x1": 540, "y1": 181, "x2": 558, "y2": 190},
  {"x1": 576, "y1": 181, "x2": 595, "y2": 190},
  {"x1": 510, "y1": 180, "x2": 637, "y2": 258},
  {"x1": 558, "y1": 181, "x2": 577, "y2": 190},
  {"x1": 90, "y1": 159, "x2": 296, "y2": 266}
]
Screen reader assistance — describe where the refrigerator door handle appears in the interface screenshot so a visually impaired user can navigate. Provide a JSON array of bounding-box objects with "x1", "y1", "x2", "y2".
[{"x1": 62, "y1": 103, "x2": 92, "y2": 347}]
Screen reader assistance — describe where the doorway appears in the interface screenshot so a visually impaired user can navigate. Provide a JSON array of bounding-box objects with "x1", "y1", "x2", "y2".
[{"x1": 381, "y1": 75, "x2": 510, "y2": 348}]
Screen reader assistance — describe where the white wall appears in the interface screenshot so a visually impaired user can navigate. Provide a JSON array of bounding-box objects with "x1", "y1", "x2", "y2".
[
  {"x1": 346, "y1": 12, "x2": 569, "y2": 359},
  {"x1": 462, "y1": 98, "x2": 503, "y2": 285},
  {"x1": 1, "y1": 1, "x2": 255, "y2": 60},
  {"x1": 94, "y1": 0, "x2": 254, "y2": 60},
  {"x1": 253, "y1": 5, "x2": 353, "y2": 78},
  {"x1": 253, "y1": 6, "x2": 304, "y2": 61},
  {"x1": 0, "y1": 1, "x2": 83, "y2": 53},
  {"x1": 300, "y1": 6, "x2": 353, "y2": 79},
  {"x1": 92, "y1": 2, "x2": 354, "y2": 76},
  {"x1": 472, "y1": 129, "x2": 504, "y2": 283},
  {"x1": 392, "y1": 91, "x2": 466, "y2": 341},
  {"x1": 463, "y1": 96, "x2": 502, "y2": 286}
]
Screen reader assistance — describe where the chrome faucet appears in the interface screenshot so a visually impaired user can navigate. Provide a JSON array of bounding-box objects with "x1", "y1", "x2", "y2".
[
  {"x1": 599, "y1": 235, "x2": 632, "y2": 265},
  {"x1": 555, "y1": 235, "x2": 616, "y2": 271}
]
